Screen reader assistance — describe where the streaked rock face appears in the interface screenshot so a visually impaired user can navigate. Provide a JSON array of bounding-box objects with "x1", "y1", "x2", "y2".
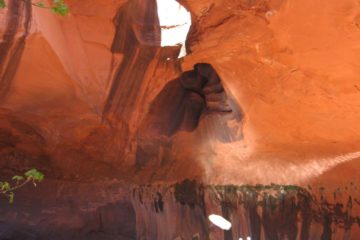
[
  {"x1": 1, "y1": 0, "x2": 360, "y2": 239},
  {"x1": 0, "y1": 0, "x2": 31, "y2": 99},
  {"x1": 132, "y1": 181, "x2": 360, "y2": 240}
]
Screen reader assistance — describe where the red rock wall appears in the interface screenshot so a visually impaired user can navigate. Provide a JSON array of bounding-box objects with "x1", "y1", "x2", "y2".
[{"x1": 1, "y1": 0, "x2": 360, "y2": 239}]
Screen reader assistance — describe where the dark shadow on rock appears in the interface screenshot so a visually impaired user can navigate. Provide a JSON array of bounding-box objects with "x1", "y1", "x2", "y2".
[
  {"x1": 0, "y1": 0, "x2": 32, "y2": 99},
  {"x1": 135, "y1": 63, "x2": 244, "y2": 168},
  {"x1": 103, "y1": 0, "x2": 161, "y2": 118}
]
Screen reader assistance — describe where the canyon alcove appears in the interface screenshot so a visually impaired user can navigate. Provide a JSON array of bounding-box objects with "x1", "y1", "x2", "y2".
[{"x1": 1, "y1": 0, "x2": 360, "y2": 239}]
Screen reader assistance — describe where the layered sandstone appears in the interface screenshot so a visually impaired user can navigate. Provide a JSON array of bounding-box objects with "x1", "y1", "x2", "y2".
[{"x1": 1, "y1": 0, "x2": 360, "y2": 239}]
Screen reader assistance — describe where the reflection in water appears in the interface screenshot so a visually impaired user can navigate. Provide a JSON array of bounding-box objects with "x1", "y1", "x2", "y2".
[
  {"x1": 208, "y1": 214, "x2": 232, "y2": 230},
  {"x1": 132, "y1": 180, "x2": 360, "y2": 239}
]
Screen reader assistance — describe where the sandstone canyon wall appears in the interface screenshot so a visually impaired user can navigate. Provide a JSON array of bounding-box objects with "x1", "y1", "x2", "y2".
[{"x1": 1, "y1": 0, "x2": 360, "y2": 239}]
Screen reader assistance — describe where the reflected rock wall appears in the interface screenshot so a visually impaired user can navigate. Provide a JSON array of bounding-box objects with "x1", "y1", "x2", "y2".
[{"x1": 132, "y1": 180, "x2": 360, "y2": 240}]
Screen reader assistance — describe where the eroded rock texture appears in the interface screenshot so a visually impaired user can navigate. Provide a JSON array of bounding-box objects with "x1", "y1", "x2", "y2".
[
  {"x1": 132, "y1": 180, "x2": 360, "y2": 240},
  {"x1": 1, "y1": 0, "x2": 360, "y2": 239}
]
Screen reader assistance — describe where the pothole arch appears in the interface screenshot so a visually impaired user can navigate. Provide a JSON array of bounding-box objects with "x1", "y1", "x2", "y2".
[
  {"x1": 140, "y1": 63, "x2": 244, "y2": 136},
  {"x1": 136, "y1": 63, "x2": 244, "y2": 166}
]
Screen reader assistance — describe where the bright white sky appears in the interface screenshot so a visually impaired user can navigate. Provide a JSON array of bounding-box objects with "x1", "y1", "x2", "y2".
[
  {"x1": 208, "y1": 214, "x2": 232, "y2": 230},
  {"x1": 156, "y1": 0, "x2": 191, "y2": 58}
]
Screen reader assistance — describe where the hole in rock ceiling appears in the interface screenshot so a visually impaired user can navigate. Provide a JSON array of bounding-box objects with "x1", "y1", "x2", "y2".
[
  {"x1": 156, "y1": 0, "x2": 192, "y2": 58},
  {"x1": 105, "y1": 1, "x2": 191, "y2": 118},
  {"x1": 114, "y1": 0, "x2": 191, "y2": 59}
]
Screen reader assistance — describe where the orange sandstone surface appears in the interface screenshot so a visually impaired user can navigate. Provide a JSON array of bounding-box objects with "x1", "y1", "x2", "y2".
[{"x1": 1, "y1": 0, "x2": 360, "y2": 239}]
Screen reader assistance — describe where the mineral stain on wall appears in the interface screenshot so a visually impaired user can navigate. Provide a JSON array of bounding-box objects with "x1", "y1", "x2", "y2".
[
  {"x1": 132, "y1": 180, "x2": 360, "y2": 240},
  {"x1": 0, "y1": 0, "x2": 31, "y2": 99}
]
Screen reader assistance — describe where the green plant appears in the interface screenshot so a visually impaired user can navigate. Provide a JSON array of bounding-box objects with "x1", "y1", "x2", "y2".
[
  {"x1": 0, "y1": 0, "x2": 69, "y2": 16},
  {"x1": 0, "y1": 168, "x2": 44, "y2": 203}
]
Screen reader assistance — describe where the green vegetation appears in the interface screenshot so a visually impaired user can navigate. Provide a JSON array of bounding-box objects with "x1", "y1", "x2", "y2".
[
  {"x1": 0, "y1": 0, "x2": 63, "y2": 205},
  {"x1": 0, "y1": 168, "x2": 44, "y2": 203},
  {"x1": 0, "y1": 0, "x2": 69, "y2": 16}
]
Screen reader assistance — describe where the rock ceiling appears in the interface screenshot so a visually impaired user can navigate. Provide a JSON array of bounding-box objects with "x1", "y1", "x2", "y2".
[{"x1": 1, "y1": 0, "x2": 360, "y2": 238}]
